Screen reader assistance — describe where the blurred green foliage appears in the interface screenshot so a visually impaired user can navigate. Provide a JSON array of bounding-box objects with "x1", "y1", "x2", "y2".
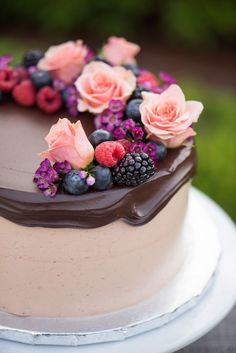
[
  {"x1": 0, "y1": 38, "x2": 235, "y2": 220},
  {"x1": 1, "y1": 0, "x2": 236, "y2": 48}
]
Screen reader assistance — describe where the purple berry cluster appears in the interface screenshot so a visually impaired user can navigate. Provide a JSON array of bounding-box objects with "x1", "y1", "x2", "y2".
[
  {"x1": 34, "y1": 159, "x2": 72, "y2": 197},
  {"x1": 95, "y1": 99, "x2": 124, "y2": 132},
  {"x1": 113, "y1": 118, "x2": 145, "y2": 141},
  {"x1": 61, "y1": 85, "x2": 78, "y2": 117}
]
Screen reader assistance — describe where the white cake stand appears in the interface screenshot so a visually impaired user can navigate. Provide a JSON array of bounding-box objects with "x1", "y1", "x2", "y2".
[{"x1": 0, "y1": 187, "x2": 235, "y2": 353}]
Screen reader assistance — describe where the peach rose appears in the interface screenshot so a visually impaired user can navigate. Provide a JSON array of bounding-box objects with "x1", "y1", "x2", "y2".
[
  {"x1": 40, "y1": 118, "x2": 94, "y2": 169},
  {"x1": 140, "y1": 84, "x2": 203, "y2": 148},
  {"x1": 75, "y1": 61, "x2": 136, "y2": 114},
  {"x1": 38, "y1": 40, "x2": 88, "y2": 84},
  {"x1": 102, "y1": 37, "x2": 140, "y2": 65}
]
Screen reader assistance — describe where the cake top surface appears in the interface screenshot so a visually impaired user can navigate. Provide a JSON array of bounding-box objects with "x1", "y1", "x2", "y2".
[{"x1": 0, "y1": 37, "x2": 203, "y2": 228}]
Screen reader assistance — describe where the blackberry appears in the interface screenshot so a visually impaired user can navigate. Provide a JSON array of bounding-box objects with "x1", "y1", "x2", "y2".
[
  {"x1": 22, "y1": 50, "x2": 44, "y2": 68},
  {"x1": 113, "y1": 153, "x2": 155, "y2": 187}
]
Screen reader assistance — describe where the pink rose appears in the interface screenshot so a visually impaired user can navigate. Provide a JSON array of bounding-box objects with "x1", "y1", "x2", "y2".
[
  {"x1": 75, "y1": 61, "x2": 136, "y2": 114},
  {"x1": 140, "y1": 84, "x2": 203, "y2": 148},
  {"x1": 38, "y1": 40, "x2": 88, "y2": 84},
  {"x1": 102, "y1": 37, "x2": 140, "y2": 66},
  {"x1": 40, "y1": 118, "x2": 94, "y2": 169}
]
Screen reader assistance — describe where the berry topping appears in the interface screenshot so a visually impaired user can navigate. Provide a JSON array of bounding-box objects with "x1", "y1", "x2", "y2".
[
  {"x1": 63, "y1": 170, "x2": 89, "y2": 195},
  {"x1": 0, "y1": 67, "x2": 19, "y2": 92},
  {"x1": 93, "y1": 165, "x2": 113, "y2": 190},
  {"x1": 125, "y1": 98, "x2": 142, "y2": 122},
  {"x1": 22, "y1": 50, "x2": 44, "y2": 68},
  {"x1": 88, "y1": 129, "x2": 113, "y2": 148},
  {"x1": 31, "y1": 70, "x2": 52, "y2": 89},
  {"x1": 36, "y1": 86, "x2": 62, "y2": 114},
  {"x1": 113, "y1": 152, "x2": 155, "y2": 186},
  {"x1": 95, "y1": 141, "x2": 126, "y2": 167},
  {"x1": 12, "y1": 79, "x2": 36, "y2": 107}
]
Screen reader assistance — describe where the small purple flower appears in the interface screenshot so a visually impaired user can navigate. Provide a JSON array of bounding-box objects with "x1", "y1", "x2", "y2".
[
  {"x1": 85, "y1": 49, "x2": 95, "y2": 63},
  {"x1": 130, "y1": 142, "x2": 146, "y2": 154},
  {"x1": 46, "y1": 168, "x2": 59, "y2": 183},
  {"x1": 43, "y1": 184, "x2": 58, "y2": 197},
  {"x1": 94, "y1": 109, "x2": 123, "y2": 132},
  {"x1": 68, "y1": 106, "x2": 79, "y2": 117},
  {"x1": 159, "y1": 71, "x2": 177, "y2": 84},
  {"x1": 122, "y1": 118, "x2": 135, "y2": 130},
  {"x1": 34, "y1": 159, "x2": 60, "y2": 197},
  {"x1": 36, "y1": 177, "x2": 50, "y2": 191},
  {"x1": 152, "y1": 86, "x2": 165, "y2": 94},
  {"x1": 143, "y1": 142, "x2": 157, "y2": 158},
  {"x1": 132, "y1": 126, "x2": 144, "y2": 141},
  {"x1": 109, "y1": 99, "x2": 124, "y2": 113},
  {"x1": 66, "y1": 86, "x2": 77, "y2": 95},
  {"x1": 79, "y1": 170, "x2": 87, "y2": 179},
  {"x1": 113, "y1": 127, "x2": 126, "y2": 140},
  {"x1": 67, "y1": 94, "x2": 77, "y2": 106},
  {"x1": 28, "y1": 66, "x2": 38, "y2": 74},
  {"x1": 86, "y1": 176, "x2": 95, "y2": 186},
  {"x1": 0, "y1": 54, "x2": 13, "y2": 70},
  {"x1": 53, "y1": 161, "x2": 72, "y2": 174},
  {"x1": 53, "y1": 79, "x2": 66, "y2": 91},
  {"x1": 63, "y1": 86, "x2": 79, "y2": 117}
]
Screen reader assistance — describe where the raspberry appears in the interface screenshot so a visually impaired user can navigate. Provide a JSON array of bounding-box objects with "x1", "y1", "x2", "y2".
[
  {"x1": 113, "y1": 153, "x2": 155, "y2": 186},
  {"x1": 0, "y1": 67, "x2": 19, "y2": 92},
  {"x1": 12, "y1": 79, "x2": 36, "y2": 107},
  {"x1": 117, "y1": 139, "x2": 132, "y2": 152},
  {"x1": 14, "y1": 66, "x2": 29, "y2": 81},
  {"x1": 95, "y1": 141, "x2": 125, "y2": 167},
  {"x1": 36, "y1": 86, "x2": 62, "y2": 114}
]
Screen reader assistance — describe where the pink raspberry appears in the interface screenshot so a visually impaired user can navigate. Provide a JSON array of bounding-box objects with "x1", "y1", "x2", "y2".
[
  {"x1": 95, "y1": 141, "x2": 125, "y2": 167},
  {"x1": 36, "y1": 86, "x2": 62, "y2": 114},
  {"x1": 12, "y1": 79, "x2": 36, "y2": 107},
  {"x1": 117, "y1": 139, "x2": 132, "y2": 152},
  {"x1": 0, "y1": 67, "x2": 19, "y2": 92}
]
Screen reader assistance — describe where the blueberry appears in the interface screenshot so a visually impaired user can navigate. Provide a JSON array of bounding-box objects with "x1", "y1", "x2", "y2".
[
  {"x1": 63, "y1": 170, "x2": 89, "y2": 195},
  {"x1": 88, "y1": 129, "x2": 113, "y2": 148},
  {"x1": 130, "y1": 87, "x2": 142, "y2": 99},
  {"x1": 22, "y1": 50, "x2": 44, "y2": 68},
  {"x1": 123, "y1": 64, "x2": 139, "y2": 76},
  {"x1": 156, "y1": 141, "x2": 167, "y2": 161},
  {"x1": 31, "y1": 70, "x2": 52, "y2": 89},
  {"x1": 130, "y1": 86, "x2": 150, "y2": 100},
  {"x1": 93, "y1": 165, "x2": 113, "y2": 190},
  {"x1": 125, "y1": 99, "x2": 142, "y2": 122}
]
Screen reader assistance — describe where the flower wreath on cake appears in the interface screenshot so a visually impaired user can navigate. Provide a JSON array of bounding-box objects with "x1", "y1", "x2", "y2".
[{"x1": 0, "y1": 37, "x2": 203, "y2": 197}]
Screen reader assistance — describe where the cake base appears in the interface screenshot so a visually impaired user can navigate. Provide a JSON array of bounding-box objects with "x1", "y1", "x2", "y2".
[{"x1": 0, "y1": 187, "x2": 221, "y2": 346}]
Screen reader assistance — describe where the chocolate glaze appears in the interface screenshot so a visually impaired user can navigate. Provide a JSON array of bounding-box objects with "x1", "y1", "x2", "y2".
[{"x1": 0, "y1": 104, "x2": 196, "y2": 228}]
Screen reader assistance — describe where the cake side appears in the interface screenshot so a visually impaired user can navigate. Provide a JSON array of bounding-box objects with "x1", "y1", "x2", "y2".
[{"x1": 0, "y1": 182, "x2": 190, "y2": 317}]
